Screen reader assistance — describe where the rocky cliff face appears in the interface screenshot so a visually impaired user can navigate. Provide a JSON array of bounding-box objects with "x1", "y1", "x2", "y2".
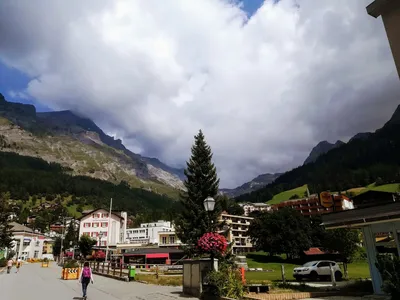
[
  {"x1": 0, "y1": 93, "x2": 184, "y2": 192},
  {"x1": 303, "y1": 140, "x2": 345, "y2": 165}
]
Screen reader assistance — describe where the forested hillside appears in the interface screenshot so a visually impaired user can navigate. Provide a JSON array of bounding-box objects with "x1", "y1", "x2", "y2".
[
  {"x1": 237, "y1": 105, "x2": 400, "y2": 203},
  {"x1": 0, "y1": 151, "x2": 179, "y2": 222}
]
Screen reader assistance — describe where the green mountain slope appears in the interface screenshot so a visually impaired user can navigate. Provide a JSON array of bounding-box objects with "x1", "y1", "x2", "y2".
[
  {"x1": 0, "y1": 93, "x2": 183, "y2": 197},
  {"x1": 237, "y1": 104, "x2": 400, "y2": 203},
  {"x1": 0, "y1": 151, "x2": 179, "y2": 219}
]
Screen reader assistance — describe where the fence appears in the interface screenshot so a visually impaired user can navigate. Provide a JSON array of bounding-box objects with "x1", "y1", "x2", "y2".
[{"x1": 85, "y1": 261, "x2": 183, "y2": 280}]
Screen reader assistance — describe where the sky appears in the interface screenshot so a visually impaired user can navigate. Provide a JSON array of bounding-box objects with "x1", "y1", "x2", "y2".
[{"x1": 0, "y1": 0, "x2": 399, "y2": 188}]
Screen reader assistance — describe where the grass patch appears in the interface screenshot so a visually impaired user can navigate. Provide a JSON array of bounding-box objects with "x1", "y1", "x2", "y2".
[
  {"x1": 135, "y1": 273, "x2": 182, "y2": 286},
  {"x1": 245, "y1": 252, "x2": 370, "y2": 283},
  {"x1": 267, "y1": 185, "x2": 308, "y2": 205}
]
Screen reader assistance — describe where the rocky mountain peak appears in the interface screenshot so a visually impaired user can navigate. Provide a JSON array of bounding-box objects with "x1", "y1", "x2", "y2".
[{"x1": 303, "y1": 140, "x2": 344, "y2": 165}]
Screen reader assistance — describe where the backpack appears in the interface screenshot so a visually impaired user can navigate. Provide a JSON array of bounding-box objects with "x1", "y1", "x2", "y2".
[{"x1": 82, "y1": 267, "x2": 91, "y2": 278}]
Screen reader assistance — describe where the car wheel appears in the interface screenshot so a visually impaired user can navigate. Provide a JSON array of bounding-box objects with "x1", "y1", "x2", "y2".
[
  {"x1": 335, "y1": 271, "x2": 343, "y2": 281},
  {"x1": 309, "y1": 271, "x2": 318, "y2": 281}
]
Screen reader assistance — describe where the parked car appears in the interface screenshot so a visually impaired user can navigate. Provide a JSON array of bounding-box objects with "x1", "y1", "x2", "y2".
[{"x1": 293, "y1": 260, "x2": 343, "y2": 281}]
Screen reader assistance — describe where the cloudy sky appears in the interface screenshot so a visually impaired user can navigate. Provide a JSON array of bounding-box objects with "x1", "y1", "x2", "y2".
[{"x1": 0, "y1": 0, "x2": 399, "y2": 188}]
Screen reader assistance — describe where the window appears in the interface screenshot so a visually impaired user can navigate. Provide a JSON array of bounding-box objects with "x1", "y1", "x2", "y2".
[
  {"x1": 102, "y1": 213, "x2": 109, "y2": 218},
  {"x1": 34, "y1": 251, "x2": 39, "y2": 258},
  {"x1": 84, "y1": 223, "x2": 91, "y2": 228},
  {"x1": 169, "y1": 236, "x2": 175, "y2": 244},
  {"x1": 101, "y1": 222, "x2": 108, "y2": 228},
  {"x1": 102, "y1": 241, "x2": 107, "y2": 246},
  {"x1": 318, "y1": 262, "x2": 330, "y2": 268},
  {"x1": 83, "y1": 232, "x2": 90, "y2": 236},
  {"x1": 35, "y1": 241, "x2": 40, "y2": 247},
  {"x1": 92, "y1": 222, "x2": 99, "y2": 228},
  {"x1": 91, "y1": 232, "x2": 98, "y2": 237},
  {"x1": 161, "y1": 237, "x2": 167, "y2": 244}
]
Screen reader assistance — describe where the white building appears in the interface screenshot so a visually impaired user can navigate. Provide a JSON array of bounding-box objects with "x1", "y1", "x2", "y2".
[
  {"x1": 125, "y1": 220, "x2": 175, "y2": 245},
  {"x1": 239, "y1": 202, "x2": 271, "y2": 216},
  {"x1": 78, "y1": 209, "x2": 127, "y2": 246},
  {"x1": 219, "y1": 212, "x2": 254, "y2": 254},
  {"x1": 10, "y1": 222, "x2": 54, "y2": 260}
]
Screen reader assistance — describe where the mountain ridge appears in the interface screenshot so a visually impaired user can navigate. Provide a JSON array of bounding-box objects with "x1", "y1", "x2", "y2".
[
  {"x1": 0, "y1": 93, "x2": 184, "y2": 194},
  {"x1": 220, "y1": 173, "x2": 282, "y2": 197},
  {"x1": 236, "y1": 103, "x2": 400, "y2": 203}
]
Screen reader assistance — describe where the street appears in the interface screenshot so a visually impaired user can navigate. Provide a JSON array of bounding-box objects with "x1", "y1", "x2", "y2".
[{"x1": 0, "y1": 263, "x2": 196, "y2": 300}]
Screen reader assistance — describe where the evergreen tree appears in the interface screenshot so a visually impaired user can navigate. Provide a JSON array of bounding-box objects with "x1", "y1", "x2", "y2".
[
  {"x1": 63, "y1": 220, "x2": 78, "y2": 249},
  {"x1": 175, "y1": 130, "x2": 221, "y2": 254},
  {"x1": 0, "y1": 192, "x2": 13, "y2": 250}
]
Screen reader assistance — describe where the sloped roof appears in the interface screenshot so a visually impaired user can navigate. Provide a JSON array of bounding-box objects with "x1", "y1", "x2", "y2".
[
  {"x1": 10, "y1": 222, "x2": 34, "y2": 233},
  {"x1": 77, "y1": 208, "x2": 123, "y2": 220}
]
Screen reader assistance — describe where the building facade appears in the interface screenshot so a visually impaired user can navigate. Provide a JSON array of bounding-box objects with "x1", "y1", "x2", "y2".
[
  {"x1": 219, "y1": 213, "x2": 254, "y2": 254},
  {"x1": 270, "y1": 194, "x2": 354, "y2": 217},
  {"x1": 158, "y1": 231, "x2": 182, "y2": 247},
  {"x1": 10, "y1": 222, "x2": 54, "y2": 260},
  {"x1": 239, "y1": 202, "x2": 271, "y2": 216},
  {"x1": 78, "y1": 209, "x2": 127, "y2": 246},
  {"x1": 125, "y1": 220, "x2": 176, "y2": 245}
]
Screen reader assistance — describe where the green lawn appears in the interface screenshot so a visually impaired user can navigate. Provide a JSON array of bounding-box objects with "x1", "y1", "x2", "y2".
[
  {"x1": 348, "y1": 183, "x2": 399, "y2": 196},
  {"x1": 267, "y1": 185, "x2": 308, "y2": 205},
  {"x1": 244, "y1": 252, "x2": 370, "y2": 283}
]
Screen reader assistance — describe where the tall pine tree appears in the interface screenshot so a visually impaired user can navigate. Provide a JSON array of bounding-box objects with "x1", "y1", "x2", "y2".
[
  {"x1": 175, "y1": 130, "x2": 221, "y2": 254},
  {"x1": 0, "y1": 192, "x2": 14, "y2": 250}
]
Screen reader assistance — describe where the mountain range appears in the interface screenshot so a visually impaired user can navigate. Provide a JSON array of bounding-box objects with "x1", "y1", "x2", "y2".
[
  {"x1": 220, "y1": 173, "x2": 282, "y2": 197},
  {"x1": 236, "y1": 103, "x2": 400, "y2": 202},
  {"x1": 0, "y1": 93, "x2": 184, "y2": 196}
]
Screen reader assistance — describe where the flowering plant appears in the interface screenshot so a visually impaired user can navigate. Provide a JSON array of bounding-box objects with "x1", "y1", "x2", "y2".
[{"x1": 198, "y1": 232, "x2": 228, "y2": 255}]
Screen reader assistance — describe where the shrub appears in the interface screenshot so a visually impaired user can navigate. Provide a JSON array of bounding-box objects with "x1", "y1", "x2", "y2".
[
  {"x1": 64, "y1": 259, "x2": 79, "y2": 268},
  {"x1": 0, "y1": 258, "x2": 6, "y2": 267},
  {"x1": 376, "y1": 254, "x2": 400, "y2": 299},
  {"x1": 203, "y1": 264, "x2": 245, "y2": 299}
]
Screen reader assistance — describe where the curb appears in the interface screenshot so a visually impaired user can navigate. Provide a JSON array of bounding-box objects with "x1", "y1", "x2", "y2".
[{"x1": 244, "y1": 291, "x2": 368, "y2": 300}]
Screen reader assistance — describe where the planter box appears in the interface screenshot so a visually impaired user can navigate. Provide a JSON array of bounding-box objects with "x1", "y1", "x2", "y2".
[{"x1": 61, "y1": 267, "x2": 81, "y2": 280}]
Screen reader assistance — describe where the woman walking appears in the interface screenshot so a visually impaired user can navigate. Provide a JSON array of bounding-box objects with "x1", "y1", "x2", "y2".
[{"x1": 78, "y1": 262, "x2": 94, "y2": 299}]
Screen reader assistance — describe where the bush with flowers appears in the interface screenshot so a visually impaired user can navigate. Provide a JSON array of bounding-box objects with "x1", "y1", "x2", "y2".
[{"x1": 197, "y1": 232, "x2": 228, "y2": 256}]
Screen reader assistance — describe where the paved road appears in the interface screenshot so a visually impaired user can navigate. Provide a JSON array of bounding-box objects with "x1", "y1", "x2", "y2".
[{"x1": 0, "y1": 263, "x2": 196, "y2": 300}]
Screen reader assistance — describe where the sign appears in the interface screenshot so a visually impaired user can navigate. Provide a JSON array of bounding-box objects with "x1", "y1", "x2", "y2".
[{"x1": 319, "y1": 191, "x2": 333, "y2": 208}]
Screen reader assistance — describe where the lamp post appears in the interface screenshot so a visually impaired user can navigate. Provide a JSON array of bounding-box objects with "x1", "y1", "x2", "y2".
[{"x1": 204, "y1": 196, "x2": 216, "y2": 271}]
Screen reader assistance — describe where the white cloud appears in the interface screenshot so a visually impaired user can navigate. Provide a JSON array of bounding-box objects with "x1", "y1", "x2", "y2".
[{"x1": 0, "y1": 0, "x2": 399, "y2": 188}]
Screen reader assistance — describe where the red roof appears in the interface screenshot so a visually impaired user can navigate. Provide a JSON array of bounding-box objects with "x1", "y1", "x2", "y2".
[{"x1": 303, "y1": 247, "x2": 326, "y2": 255}]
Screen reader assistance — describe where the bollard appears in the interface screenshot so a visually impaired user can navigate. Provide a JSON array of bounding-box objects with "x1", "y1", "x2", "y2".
[
  {"x1": 107, "y1": 261, "x2": 110, "y2": 275},
  {"x1": 330, "y1": 264, "x2": 336, "y2": 288},
  {"x1": 281, "y1": 265, "x2": 286, "y2": 284},
  {"x1": 240, "y1": 267, "x2": 246, "y2": 284}
]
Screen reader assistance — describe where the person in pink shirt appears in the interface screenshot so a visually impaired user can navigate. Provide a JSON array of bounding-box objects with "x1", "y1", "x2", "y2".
[{"x1": 7, "y1": 258, "x2": 13, "y2": 274}]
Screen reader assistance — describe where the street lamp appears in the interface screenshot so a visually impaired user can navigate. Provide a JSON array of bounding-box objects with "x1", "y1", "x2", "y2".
[
  {"x1": 203, "y1": 196, "x2": 216, "y2": 271},
  {"x1": 203, "y1": 196, "x2": 216, "y2": 212}
]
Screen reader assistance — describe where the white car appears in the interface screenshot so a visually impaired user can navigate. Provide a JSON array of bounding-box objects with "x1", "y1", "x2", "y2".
[{"x1": 293, "y1": 260, "x2": 343, "y2": 281}]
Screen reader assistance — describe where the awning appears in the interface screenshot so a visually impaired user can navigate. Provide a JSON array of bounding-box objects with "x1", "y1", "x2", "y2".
[{"x1": 146, "y1": 253, "x2": 169, "y2": 259}]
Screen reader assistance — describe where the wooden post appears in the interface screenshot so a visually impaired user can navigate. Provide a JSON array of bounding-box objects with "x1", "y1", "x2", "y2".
[
  {"x1": 281, "y1": 264, "x2": 286, "y2": 284},
  {"x1": 102, "y1": 262, "x2": 105, "y2": 274},
  {"x1": 107, "y1": 260, "x2": 110, "y2": 274},
  {"x1": 330, "y1": 264, "x2": 337, "y2": 288},
  {"x1": 113, "y1": 261, "x2": 116, "y2": 276},
  {"x1": 119, "y1": 262, "x2": 123, "y2": 278}
]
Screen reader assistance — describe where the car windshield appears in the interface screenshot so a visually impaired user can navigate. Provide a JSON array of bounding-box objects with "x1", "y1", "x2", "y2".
[{"x1": 302, "y1": 261, "x2": 318, "y2": 267}]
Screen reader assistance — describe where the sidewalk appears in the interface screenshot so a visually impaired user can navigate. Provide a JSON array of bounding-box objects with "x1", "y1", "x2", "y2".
[{"x1": 0, "y1": 262, "x2": 197, "y2": 300}]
